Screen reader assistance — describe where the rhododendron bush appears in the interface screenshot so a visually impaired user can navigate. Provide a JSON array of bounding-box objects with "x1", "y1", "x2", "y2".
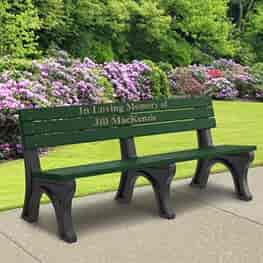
[
  {"x1": 0, "y1": 52, "x2": 262, "y2": 160},
  {"x1": 0, "y1": 51, "x2": 154, "y2": 160},
  {"x1": 170, "y1": 59, "x2": 258, "y2": 100}
]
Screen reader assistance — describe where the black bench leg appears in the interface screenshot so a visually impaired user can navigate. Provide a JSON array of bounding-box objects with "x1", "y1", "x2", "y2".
[
  {"x1": 22, "y1": 179, "x2": 43, "y2": 223},
  {"x1": 116, "y1": 171, "x2": 138, "y2": 203},
  {"x1": 142, "y1": 165, "x2": 176, "y2": 219},
  {"x1": 45, "y1": 180, "x2": 77, "y2": 243},
  {"x1": 29, "y1": 179, "x2": 77, "y2": 243},
  {"x1": 224, "y1": 152, "x2": 254, "y2": 201},
  {"x1": 116, "y1": 165, "x2": 176, "y2": 219},
  {"x1": 191, "y1": 152, "x2": 254, "y2": 201},
  {"x1": 191, "y1": 159, "x2": 212, "y2": 189}
]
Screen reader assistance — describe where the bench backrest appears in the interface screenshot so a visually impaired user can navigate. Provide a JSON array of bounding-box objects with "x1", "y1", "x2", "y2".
[{"x1": 19, "y1": 96, "x2": 216, "y2": 150}]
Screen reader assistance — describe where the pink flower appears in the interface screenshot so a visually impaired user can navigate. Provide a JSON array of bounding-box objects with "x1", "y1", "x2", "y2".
[{"x1": 207, "y1": 69, "x2": 223, "y2": 79}]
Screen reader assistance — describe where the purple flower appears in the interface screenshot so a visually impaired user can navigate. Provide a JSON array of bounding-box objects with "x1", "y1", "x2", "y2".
[
  {"x1": 104, "y1": 61, "x2": 152, "y2": 101},
  {"x1": 205, "y1": 77, "x2": 239, "y2": 99}
]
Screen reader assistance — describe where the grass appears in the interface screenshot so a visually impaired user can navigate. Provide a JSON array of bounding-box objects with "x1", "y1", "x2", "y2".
[{"x1": 0, "y1": 100, "x2": 263, "y2": 211}]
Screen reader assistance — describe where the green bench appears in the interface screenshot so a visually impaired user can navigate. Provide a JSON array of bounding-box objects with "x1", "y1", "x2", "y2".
[{"x1": 19, "y1": 96, "x2": 256, "y2": 243}]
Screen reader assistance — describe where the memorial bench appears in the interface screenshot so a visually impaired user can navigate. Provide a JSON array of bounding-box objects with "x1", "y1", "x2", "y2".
[{"x1": 19, "y1": 96, "x2": 256, "y2": 243}]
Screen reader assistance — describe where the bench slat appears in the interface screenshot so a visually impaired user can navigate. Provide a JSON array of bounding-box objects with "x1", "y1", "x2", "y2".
[
  {"x1": 21, "y1": 106, "x2": 214, "y2": 135},
  {"x1": 19, "y1": 96, "x2": 211, "y2": 121},
  {"x1": 23, "y1": 118, "x2": 216, "y2": 149},
  {"x1": 33, "y1": 145, "x2": 257, "y2": 181}
]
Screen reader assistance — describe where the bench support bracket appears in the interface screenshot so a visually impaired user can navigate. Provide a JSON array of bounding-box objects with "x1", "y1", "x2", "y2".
[
  {"x1": 22, "y1": 179, "x2": 43, "y2": 223},
  {"x1": 116, "y1": 165, "x2": 176, "y2": 219},
  {"x1": 22, "y1": 178, "x2": 77, "y2": 243},
  {"x1": 191, "y1": 152, "x2": 254, "y2": 201},
  {"x1": 22, "y1": 150, "x2": 41, "y2": 222}
]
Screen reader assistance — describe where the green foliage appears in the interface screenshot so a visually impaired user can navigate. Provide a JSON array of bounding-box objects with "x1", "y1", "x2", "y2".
[
  {"x1": 251, "y1": 63, "x2": 263, "y2": 90},
  {"x1": 191, "y1": 48, "x2": 214, "y2": 65},
  {"x1": 229, "y1": 1, "x2": 263, "y2": 64},
  {"x1": 70, "y1": 0, "x2": 130, "y2": 62},
  {"x1": 0, "y1": 0, "x2": 262, "y2": 65},
  {"x1": 32, "y1": 0, "x2": 73, "y2": 50},
  {"x1": 92, "y1": 68, "x2": 115, "y2": 102},
  {"x1": 158, "y1": 33, "x2": 193, "y2": 66},
  {"x1": 0, "y1": 0, "x2": 40, "y2": 58},
  {"x1": 157, "y1": 61, "x2": 173, "y2": 73},
  {"x1": 143, "y1": 60, "x2": 171, "y2": 97},
  {"x1": 67, "y1": 0, "x2": 237, "y2": 65},
  {"x1": 65, "y1": 0, "x2": 236, "y2": 65},
  {"x1": 0, "y1": 57, "x2": 33, "y2": 72},
  {"x1": 75, "y1": 34, "x2": 115, "y2": 62},
  {"x1": 242, "y1": 3, "x2": 263, "y2": 63},
  {"x1": 125, "y1": 1, "x2": 171, "y2": 61},
  {"x1": 161, "y1": 0, "x2": 236, "y2": 58},
  {"x1": 228, "y1": 0, "x2": 258, "y2": 30}
]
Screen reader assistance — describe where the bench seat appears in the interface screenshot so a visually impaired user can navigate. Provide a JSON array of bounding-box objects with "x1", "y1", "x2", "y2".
[{"x1": 34, "y1": 145, "x2": 256, "y2": 181}]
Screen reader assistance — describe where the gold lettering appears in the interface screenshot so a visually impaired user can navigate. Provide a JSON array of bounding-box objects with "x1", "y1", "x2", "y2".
[
  {"x1": 80, "y1": 101, "x2": 168, "y2": 117},
  {"x1": 125, "y1": 103, "x2": 132, "y2": 112},
  {"x1": 126, "y1": 103, "x2": 158, "y2": 113},
  {"x1": 95, "y1": 118, "x2": 100, "y2": 126},
  {"x1": 111, "y1": 116, "x2": 120, "y2": 125},
  {"x1": 80, "y1": 107, "x2": 90, "y2": 115},
  {"x1": 108, "y1": 114, "x2": 158, "y2": 126},
  {"x1": 95, "y1": 117, "x2": 109, "y2": 127}
]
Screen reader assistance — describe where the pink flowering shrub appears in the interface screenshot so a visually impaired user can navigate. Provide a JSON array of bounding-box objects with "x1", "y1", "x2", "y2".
[
  {"x1": 212, "y1": 59, "x2": 256, "y2": 98},
  {"x1": 0, "y1": 51, "x2": 154, "y2": 160},
  {"x1": 169, "y1": 68, "x2": 205, "y2": 96},
  {"x1": 204, "y1": 78, "x2": 239, "y2": 99},
  {"x1": 169, "y1": 59, "x2": 256, "y2": 99},
  {"x1": 207, "y1": 69, "x2": 224, "y2": 79},
  {"x1": 0, "y1": 53, "x2": 262, "y2": 160},
  {"x1": 104, "y1": 61, "x2": 152, "y2": 101}
]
